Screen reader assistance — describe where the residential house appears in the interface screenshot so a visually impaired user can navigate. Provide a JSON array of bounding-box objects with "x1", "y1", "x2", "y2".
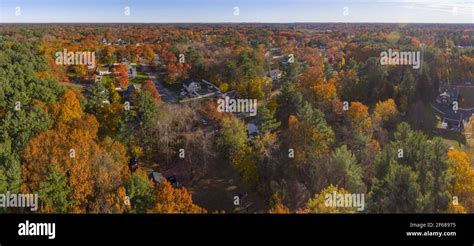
[
  {"x1": 183, "y1": 79, "x2": 200, "y2": 95},
  {"x1": 247, "y1": 123, "x2": 260, "y2": 137},
  {"x1": 97, "y1": 66, "x2": 111, "y2": 76},
  {"x1": 268, "y1": 69, "x2": 282, "y2": 80},
  {"x1": 127, "y1": 63, "x2": 137, "y2": 79},
  {"x1": 116, "y1": 38, "x2": 126, "y2": 45},
  {"x1": 436, "y1": 92, "x2": 452, "y2": 105},
  {"x1": 101, "y1": 38, "x2": 111, "y2": 45}
]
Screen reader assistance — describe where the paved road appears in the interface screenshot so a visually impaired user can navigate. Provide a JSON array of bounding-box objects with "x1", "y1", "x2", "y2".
[
  {"x1": 432, "y1": 101, "x2": 474, "y2": 121},
  {"x1": 146, "y1": 72, "x2": 178, "y2": 102}
]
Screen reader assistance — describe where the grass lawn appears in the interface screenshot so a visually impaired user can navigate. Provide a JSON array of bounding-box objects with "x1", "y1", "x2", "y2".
[
  {"x1": 59, "y1": 81, "x2": 84, "y2": 91},
  {"x1": 101, "y1": 75, "x2": 113, "y2": 84},
  {"x1": 163, "y1": 82, "x2": 183, "y2": 93},
  {"x1": 66, "y1": 72, "x2": 78, "y2": 78},
  {"x1": 131, "y1": 72, "x2": 149, "y2": 85}
]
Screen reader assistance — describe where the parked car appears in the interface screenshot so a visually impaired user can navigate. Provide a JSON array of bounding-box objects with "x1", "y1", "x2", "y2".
[
  {"x1": 167, "y1": 175, "x2": 180, "y2": 188},
  {"x1": 129, "y1": 157, "x2": 139, "y2": 172}
]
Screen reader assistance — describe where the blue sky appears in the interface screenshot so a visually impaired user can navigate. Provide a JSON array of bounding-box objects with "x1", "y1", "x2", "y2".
[{"x1": 1, "y1": 0, "x2": 473, "y2": 23}]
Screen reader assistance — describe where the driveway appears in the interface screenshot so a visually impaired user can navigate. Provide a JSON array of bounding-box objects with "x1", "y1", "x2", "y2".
[{"x1": 146, "y1": 72, "x2": 178, "y2": 102}]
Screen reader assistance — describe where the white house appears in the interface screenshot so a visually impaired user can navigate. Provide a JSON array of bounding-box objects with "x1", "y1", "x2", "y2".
[
  {"x1": 97, "y1": 66, "x2": 111, "y2": 76},
  {"x1": 268, "y1": 69, "x2": 282, "y2": 80},
  {"x1": 183, "y1": 79, "x2": 200, "y2": 95}
]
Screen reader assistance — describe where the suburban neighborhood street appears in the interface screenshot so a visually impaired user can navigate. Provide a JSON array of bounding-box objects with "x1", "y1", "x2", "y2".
[{"x1": 146, "y1": 72, "x2": 178, "y2": 102}]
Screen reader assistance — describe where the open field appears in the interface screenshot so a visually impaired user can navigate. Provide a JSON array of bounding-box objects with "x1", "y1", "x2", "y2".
[
  {"x1": 163, "y1": 82, "x2": 183, "y2": 93},
  {"x1": 131, "y1": 71, "x2": 149, "y2": 84}
]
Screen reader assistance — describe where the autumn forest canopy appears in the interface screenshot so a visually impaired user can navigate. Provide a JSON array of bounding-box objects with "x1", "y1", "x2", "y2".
[{"x1": 0, "y1": 23, "x2": 473, "y2": 214}]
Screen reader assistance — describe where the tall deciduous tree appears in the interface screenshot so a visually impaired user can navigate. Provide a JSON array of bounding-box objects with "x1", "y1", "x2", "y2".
[
  {"x1": 373, "y1": 98, "x2": 399, "y2": 129},
  {"x1": 50, "y1": 89, "x2": 84, "y2": 124},
  {"x1": 347, "y1": 101, "x2": 372, "y2": 135},
  {"x1": 114, "y1": 64, "x2": 129, "y2": 88},
  {"x1": 305, "y1": 185, "x2": 357, "y2": 213},
  {"x1": 217, "y1": 117, "x2": 258, "y2": 187},
  {"x1": 268, "y1": 193, "x2": 290, "y2": 214},
  {"x1": 151, "y1": 180, "x2": 206, "y2": 214},
  {"x1": 142, "y1": 80, "x2": 161, "y2": 102},
  {"x1": 286, "y1": 102, "x2": 335, "y2": 167},
  {"x1": 23, "y1": 90, "x2": 98, "y2": 212},
  {"x1": 447, "y1": 149, "x2": 474, "y2": 212}
]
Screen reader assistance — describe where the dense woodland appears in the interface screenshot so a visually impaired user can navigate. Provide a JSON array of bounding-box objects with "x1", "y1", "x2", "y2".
[{"x1": 0, "y1": 23, "x2": 473, "y2": 213}]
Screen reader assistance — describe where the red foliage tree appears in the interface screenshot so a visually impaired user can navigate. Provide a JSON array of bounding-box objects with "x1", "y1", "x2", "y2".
[
  {"x1": 114, "y1": 64, "x2": 129, "y2": 88},
  {"x1": 142, "y1": 80, "x2": 161, "y2": 102}
]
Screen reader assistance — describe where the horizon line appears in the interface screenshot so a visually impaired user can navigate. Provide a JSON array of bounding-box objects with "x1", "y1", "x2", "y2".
[{"x1": 1, "y1": 22, "x2": 473, "y2": 24}]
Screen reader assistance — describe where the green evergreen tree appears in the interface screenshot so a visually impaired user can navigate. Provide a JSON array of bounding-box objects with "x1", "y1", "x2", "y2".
[
  {"x1": 330, "y1": 145, "x2": 366, "y2": 193},
  {"x1": 38, "y1": 164, "x2": 72, "y2": 213},
  {"x1": 136, "y1": 91, "x2": 159, "y2": 129},
  {"x1": 86, "y1": 82, "x2": 109, "y2": 114},
  {"x1": 276, "y1": 81, "x2": 303, "y2": 128},
  {"x1": 369, "y1": 164, "x2": 423, "y2": 213},
  {"x1": 128, "y1": 171, "x2": 155, "y2": 213},
  {"x1": 257, "y1": 106, "x2": 281, "y2": 133}
]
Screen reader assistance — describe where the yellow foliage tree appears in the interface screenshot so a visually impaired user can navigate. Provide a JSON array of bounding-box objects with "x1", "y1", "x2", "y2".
[
  {"x1": 90, "y1": 137, "x2": 131, "y2": 213},
  {"x1": 268, "y1": 193, "x2": 290, "y2": 214},
  {"x1": 447, "y1": 149, "x2": 474, "y2": 212},
  {"x1": 50, "y1": 89, "x2": 84, "y2": 124},
  {"x1": 464, "y1": 116, "x2": 474, "y2": 147},
  {"x1": 347, "y1": 102, "x2": 372, "y2": 134},
  {"x1": 312, "y1": 78, "x2": 337, "y2": 110},
  {"x1": 305, "y1": 185, "x2": 357, "y2": 213},
  {"x1": 373, "y1": 98, "x2": 399, "y2": 127},
  {"x1": 288, "y1": 115, "x2": 333, "y2": 165}
]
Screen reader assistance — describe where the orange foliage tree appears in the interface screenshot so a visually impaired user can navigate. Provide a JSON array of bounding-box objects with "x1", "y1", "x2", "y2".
[
  {"x1": 114, "y1": 64, "x2": 129, "y2": 88},
  {"x1": 287, "y1": 114, "x2": 334, "y2": 166},
  {"x1": 142, "y1": 80, "x2": 161, "y2": 102},
  {"x1": 150, "y1": 180, "x2": 206, "y2": 214},
  {"x1": 50, "y1": 89, "x2": 84, "y2": 124},
  {"x1": 22, "y1": 90, "x2": 131, "y2": 213},
  {"x1": 347, "y1": 102, "x2": 372, "y2": 135}
]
